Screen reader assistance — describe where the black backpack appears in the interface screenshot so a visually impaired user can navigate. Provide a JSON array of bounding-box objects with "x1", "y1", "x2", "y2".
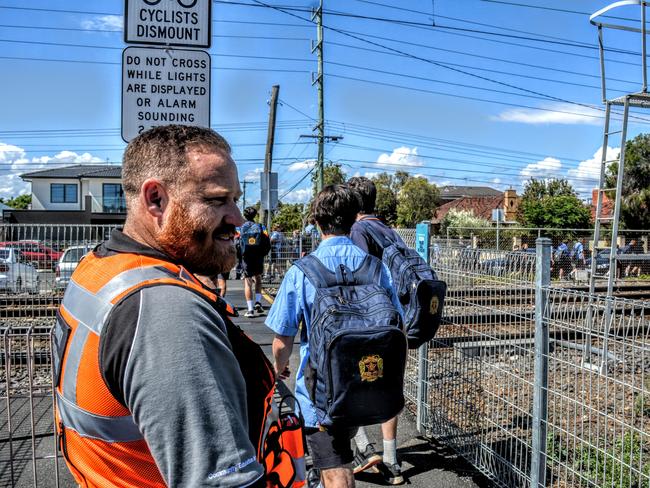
[
  {"x1": 295, "y1": 254, "x2": 406, "y2": 429},
  {"x1": 241, "y1": 223, "x2": 271, "y2": 258},
  {"x1": 363, "y1": 223, "x2": 447, "y2": 349}
]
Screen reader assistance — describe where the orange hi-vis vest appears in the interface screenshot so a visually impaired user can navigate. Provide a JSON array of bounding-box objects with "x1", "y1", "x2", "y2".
[{"x1": 53, "y1": 250, "x2": 301, "y2": 487}]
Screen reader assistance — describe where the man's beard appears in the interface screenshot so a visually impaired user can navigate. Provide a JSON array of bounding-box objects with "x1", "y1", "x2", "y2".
[{"x1": 157, "y1": 200, "x2": 236, "y2": 277}]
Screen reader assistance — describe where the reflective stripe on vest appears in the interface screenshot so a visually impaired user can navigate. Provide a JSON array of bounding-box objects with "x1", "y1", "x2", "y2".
[{"x1": 57, "y1": 392, "x2": 143, "y2": 442}]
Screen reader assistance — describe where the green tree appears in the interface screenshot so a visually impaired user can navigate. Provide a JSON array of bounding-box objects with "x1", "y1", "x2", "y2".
[
  {"x1": 311, "y1": 162, "x2": 346, "y2": 195},
  {"x1": 371, "y1": 172, "x2": 398, "y2": 225},
  {"x1": 396, "y1": 176, "x2": 439, "y2": 227},
  {"x1": 440, "y1": 209, "x2": 491, "y2": 237},
  {"x1": 271, "y1": 202, "x2": 306, "y2": 233},
  {"x1": 0, "y1": 194, "x2": 31, "y2": 209},
  {"x1": 518, "y1": 178, "x2": 591, "y2": 230},
  {"x1": 606, "y1": 134, "x2": 650, "y2": 229}
]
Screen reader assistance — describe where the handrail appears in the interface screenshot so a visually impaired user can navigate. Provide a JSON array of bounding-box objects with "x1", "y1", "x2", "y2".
[{"x1": 590, "y1": 0, "x2": 645, "y2": 32}]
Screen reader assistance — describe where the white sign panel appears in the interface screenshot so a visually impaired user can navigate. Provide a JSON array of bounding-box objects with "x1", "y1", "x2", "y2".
[
  {"x1": 121, "y1": 46, "x2": 210, "y2": 142},
  {"x1": 125, "y1": 0, "x2": 211, "y2": 48}
]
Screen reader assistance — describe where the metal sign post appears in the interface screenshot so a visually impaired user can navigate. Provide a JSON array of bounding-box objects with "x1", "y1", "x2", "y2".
[{"x1": 415, "y1": 222, "x2": 431, "y2": 434}]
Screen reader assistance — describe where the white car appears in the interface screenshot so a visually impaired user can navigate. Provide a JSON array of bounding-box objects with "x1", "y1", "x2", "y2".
[
  {"x1": 0, "y1": 247, "x2": 40, "y2": 294},
  {"x1": 55, "y1": 244, "x2": 96, "y2": 290}
]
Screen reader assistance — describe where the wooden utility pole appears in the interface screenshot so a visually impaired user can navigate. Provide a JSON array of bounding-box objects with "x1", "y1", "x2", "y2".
[
  {"x1": 263, "y1": 85, "x2": 280, "y2": 230},
  {"x1": 312, "y1": 0, "x2": 325, "y2": 193}
]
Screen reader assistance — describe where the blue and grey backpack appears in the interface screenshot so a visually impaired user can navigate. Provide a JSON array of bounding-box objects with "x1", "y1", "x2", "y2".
[
  {"x1": 240, "y1": 222, "x2": 271, "y2": 258},
  {"x1": 295, "y1": 254, "x2": 407, "y2": 429},
  {"x1": 363, "y1": 224, "x2": 447, "y2": 349}
]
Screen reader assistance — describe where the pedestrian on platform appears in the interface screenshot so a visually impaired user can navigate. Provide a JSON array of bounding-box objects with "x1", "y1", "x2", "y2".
[
  {"x1": 52, "y1": 125, "x2": 282, "y2": 487},
  {"x1": 240, "y1": 207, "x2": 271, "y2": 317},
  {"x1": 347, "y1": 176, "x2": 406, "y2": 485},
  {"x1": 266, "y1": 185, "x2": 404, "y2": 488}
]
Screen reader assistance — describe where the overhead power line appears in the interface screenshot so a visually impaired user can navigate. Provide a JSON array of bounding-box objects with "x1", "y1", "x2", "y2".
[{"x1": 248, "y1": 0, "x2": 628, "y2": 119}]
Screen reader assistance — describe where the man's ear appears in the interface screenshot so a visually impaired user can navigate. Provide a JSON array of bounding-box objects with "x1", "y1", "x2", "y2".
[{"x1": 141, "y1": 179, "x2": 169, "y2": 219}]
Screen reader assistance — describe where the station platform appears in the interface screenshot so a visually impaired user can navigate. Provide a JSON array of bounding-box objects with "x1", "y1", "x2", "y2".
[{"x1": 226, "y1": 279, "x2": 492, "y2": 488}]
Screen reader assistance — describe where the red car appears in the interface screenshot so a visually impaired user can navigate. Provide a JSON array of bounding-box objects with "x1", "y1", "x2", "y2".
[{"x1": 0, "y1": 241, "x2": 63, "y2": 269}]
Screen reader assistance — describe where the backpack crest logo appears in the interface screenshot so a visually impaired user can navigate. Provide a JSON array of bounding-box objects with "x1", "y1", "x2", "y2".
[
  {"x1": 359, "y1": 354, "x2": 383, "y2": 382},
  {"x1": 248, "y1": 237, "x2": 256, "y2": 245},
  {"x1": 429, "y1": 296, "x2": 439, "y2": 315}
]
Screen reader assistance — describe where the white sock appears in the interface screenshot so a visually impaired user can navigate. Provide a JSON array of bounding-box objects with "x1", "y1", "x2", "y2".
[
  {"x1": 247, "y1": 300, "x2": 254, "y2": 311},
  {"x1": 383, "y1": 439, "x2": 397, "y2": 465},
  {"x1": 353, "y1": 427, "x2": 370, "y2": 452},
  {"x1": 256, "y1": 293, "x2": 262, "y2": 304}
]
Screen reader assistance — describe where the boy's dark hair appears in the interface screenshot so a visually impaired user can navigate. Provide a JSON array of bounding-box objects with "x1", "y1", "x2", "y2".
[
  {"x1": 347, "y1": 176, "x2": 376, "y2": 214},
  {"x1": 243, "y1": 206, "x2": 257, "y2": 222},
  {"x1": 311, "y1": 184, "x2": 361, "y2": 235}
]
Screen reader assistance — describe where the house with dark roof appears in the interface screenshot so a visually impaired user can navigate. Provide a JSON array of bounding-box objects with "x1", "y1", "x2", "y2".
[
  {"x1": 438, "y1": 185, "x2": 503, "y2": 203},
  {"x1": 3, "y1": 164, "x2": 125, "y2": 224},
  {"x1": 432, "y1": 189, "x2": 520, "y2": 226}
]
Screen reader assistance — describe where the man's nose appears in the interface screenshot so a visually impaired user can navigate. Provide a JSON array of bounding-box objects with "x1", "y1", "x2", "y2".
[{"x1": 227, "y1": 205, "x2": 245, "y2": 227}]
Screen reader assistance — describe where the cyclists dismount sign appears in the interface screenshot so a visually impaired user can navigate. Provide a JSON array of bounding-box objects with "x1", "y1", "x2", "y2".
[{"x1": 125, "y1": 0, "x2": 211, "y2": 48}]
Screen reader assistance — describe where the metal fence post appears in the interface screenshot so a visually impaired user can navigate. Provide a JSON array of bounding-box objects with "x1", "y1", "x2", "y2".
[
  {"x1": 415, "y1": 223, "x2": 431, "y2": 434},
  {"x1": 531, "y1": 238, "x2": 550, "y2": 488}
]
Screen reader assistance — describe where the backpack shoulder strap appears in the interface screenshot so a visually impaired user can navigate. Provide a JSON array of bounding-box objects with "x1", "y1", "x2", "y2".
[
  {"x1": 294, "y1": 254, "x2": 339, "y2": 289},
  {"x1": 360, "y1": 220, "x2": 392, "y2": 249}
]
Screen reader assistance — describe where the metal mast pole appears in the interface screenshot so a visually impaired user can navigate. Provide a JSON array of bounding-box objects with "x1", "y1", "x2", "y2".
[{"x1": 312, "y1": 0, "x2": 325, "y2": 193}]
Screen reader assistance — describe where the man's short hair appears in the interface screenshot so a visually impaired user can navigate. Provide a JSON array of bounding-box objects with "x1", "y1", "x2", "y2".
[
  {"x1": 310, "y1": 184, "x2": 361, "y2": 235},
  {"x1": 122, "y1": 124, "x2": 231, "y2": 208},
  {"x1": 243, "y1": 206, "x2": 257, "y2": 222},
  {"x1": 347, "y1": 176, "x2": 376, "y2": 214}
]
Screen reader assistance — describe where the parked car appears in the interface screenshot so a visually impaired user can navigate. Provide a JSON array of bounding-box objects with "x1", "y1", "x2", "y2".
[
  {"x1": 55, "y1": 244, "x2": 96, "y2": 290},
  {"x1": 0, "y1": 240, "x2": 63, "y2": 269},
  {"x1": 0, "y1": 247, "x2": 40, "y2": 293}
]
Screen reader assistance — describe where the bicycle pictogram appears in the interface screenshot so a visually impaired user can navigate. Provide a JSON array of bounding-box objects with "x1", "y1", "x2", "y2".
[{"x1": 142, "y1": 0, "x2": 198, "y2": 8}]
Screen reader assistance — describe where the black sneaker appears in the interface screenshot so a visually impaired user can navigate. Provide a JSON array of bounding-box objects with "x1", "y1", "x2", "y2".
[
  {"x1": 378, "y1": 462, "x2": 405, "y2": 485},
  {"x1": 306, "y1": 468, "x2": 322, "y2": 488},
  {"x1": 254, "y1": 302, "x2": 266, "y2": 315},
  {"x1": 244, "y1": 310, "x2": 256, "y2": 318},
  {"x1": 352, "y1": 443, "x2": 382, "y2": 474}
]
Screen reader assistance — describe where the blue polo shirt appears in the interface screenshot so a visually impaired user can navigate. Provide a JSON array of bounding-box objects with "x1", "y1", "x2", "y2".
[{"x1": 264, "y1": 236, "x2": 402, "y2": 428}]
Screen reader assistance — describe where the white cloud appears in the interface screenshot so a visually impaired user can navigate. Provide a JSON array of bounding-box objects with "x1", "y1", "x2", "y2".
[
  {"x1": 287, "y1": 160, "x2": 316, "y2": 172},
  {"x1": 81, "y1": 15, "x2": 123, "y2": 31},
  {"x1": 520, "y1": 157, "x2": 562, "y2": 180},
  {"x1": 282, "y1": 188, "x2": 312, "y2": 203},
  {"x1": 567, "y1": 146, "x2": 619, "y2": 196},
  {"x1": 0, "y1": 143, "x2": 104, "y2": 200},
  {"x1": 376, "y1": 146, "x2": 423, "y2": 167},
  {"x1": 494, "y1": 103, "x2": 602, "y2": 126},
  {"x1": 243, "y1": 167, "x2": 263, "y2": 181}
]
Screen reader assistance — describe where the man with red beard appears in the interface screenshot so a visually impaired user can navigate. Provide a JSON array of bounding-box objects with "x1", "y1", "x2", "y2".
[{"x1": 52, "y1": 125, "x2": 276, "y2": 487}]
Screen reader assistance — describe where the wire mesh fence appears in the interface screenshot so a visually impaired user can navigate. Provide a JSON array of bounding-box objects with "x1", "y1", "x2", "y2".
[
  {"x1": 445, "y1": 227, "x2": 650, "y2": 285},
  {"x1": 420, "y1": 237, "x2": 650, "y2": 488}
]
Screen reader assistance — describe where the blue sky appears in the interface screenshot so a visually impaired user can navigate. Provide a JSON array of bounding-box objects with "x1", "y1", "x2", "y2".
[{"x1": 0, "y1": 0, "x2": 647, "y2": 204}]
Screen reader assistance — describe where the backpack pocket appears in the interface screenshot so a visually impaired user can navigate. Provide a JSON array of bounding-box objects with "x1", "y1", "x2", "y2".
[
  {"x1": 405, "y1": 279, "x2": 447, "y2": 349},
  {"x1": 323, "y1": 327, "x2": 407, "y2": 428}
]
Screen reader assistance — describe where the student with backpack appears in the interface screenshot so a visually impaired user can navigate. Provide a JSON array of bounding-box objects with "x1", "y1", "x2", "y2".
[
  {"x1": 347, "y1": 177, "x2": 406, "y2": 483},
  {"x1": 265, "y1": 185, "x2": 406, "y2": 488},
  {"x1": 347, "y1": 177, "x2": 446, "y2": 484},
  {"x1": 240, "y1": 207, "x2": 271, "y2": 317}
]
